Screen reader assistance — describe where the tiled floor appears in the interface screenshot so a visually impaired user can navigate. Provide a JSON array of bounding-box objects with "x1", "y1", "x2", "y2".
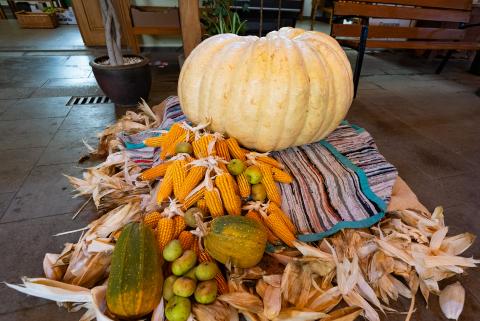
[{"x1": 0, "y1": 46, "x2": 479, "y2": 320}]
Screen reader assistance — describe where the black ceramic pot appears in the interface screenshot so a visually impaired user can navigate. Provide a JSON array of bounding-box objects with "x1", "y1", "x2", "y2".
[{"x1": 90, "y1": 55, "x2": 151, "y2": 106}]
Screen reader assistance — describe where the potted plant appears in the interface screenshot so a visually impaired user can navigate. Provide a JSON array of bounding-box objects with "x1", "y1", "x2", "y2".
[{"x1": 90, "y1": 0, "x2": 151, "y2": 106}]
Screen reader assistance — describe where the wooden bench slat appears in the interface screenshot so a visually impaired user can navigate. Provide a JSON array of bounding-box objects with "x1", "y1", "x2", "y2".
[
  {"x1": 334, "y1": 2, "x2": 471, "y2": 23},
  {"x1": 339, "y1": 39, "x2": 480, "y2": 50},
  {"x1": 344, "y1": 0, "x2": 471, "y2": 11},
  {"x1": 132, "y1": 26, "x2": 181, "y2": 35},
  {"x1": 332, "y1": 24, "x2": 466, "y2": 40}
]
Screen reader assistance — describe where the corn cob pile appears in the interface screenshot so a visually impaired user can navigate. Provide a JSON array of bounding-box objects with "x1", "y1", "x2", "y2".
[{"x1": 138, "y1": 121, "x2": 297, "y2": 250}]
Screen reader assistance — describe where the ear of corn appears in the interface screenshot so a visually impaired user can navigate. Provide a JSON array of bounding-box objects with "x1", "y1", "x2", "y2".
[
  {"x1": 193, "y1": 135, "x2": 215, "y2": 158},
  {"x1": 144, "y1": 135, "x2": 166, "y2": 148},
  {"x1": 205, "y1": 187, "x2": 224, "y2": 217},
  {"x1": 143, "y1": 211, "x2": 162, "y2": 229},
  {"x1": 215, "y1": 140, "x2": 231, "y2": 161},
  {"x1": 178, "y1": 231, "x2": 195, "y2": 250},
  {"x1": 172, "y1": 215, "x2": 186, "y2": 238},
  {"x1": 160, "y1": 129, "x2": 190, "y2": 160},
  {"x1": 268, "y1": 202, "x2": 296, "y2": 234},
  {"x1": 259, "y1": 164, "x2": 282, "y2": 205},
  {"x1": 156, "y1": 217, "x2": 175, "y2": 252},
  {"x1": 271, "y1": 167, "x2": 293, "y2": 184},
  {"x1": 197, "y1": 198, "x2": 208, "y2": 214},
  {"x1": 256, "y1": 155, "x2": 284, "y2": 169},
  {"x1": 157, "y1": 167, "x2": 174, "y2": 204},
  {"x1": 215, "y1": 173, "x2": 241, "y2": 216},
  {"x1": 161, "y1": 123, "x2": 183, "y2": 150},
  {"x1": 264, "y1": 213, "x2": 295, "y2": 247},
  {"x1": 177, "y1": 166, "x2": 207, "y2": 202},
  {"x1": 139, "y1": 162, "x2": 171, "y2": 181},
  {"x1": 181, "y1": 186, "x2": 205, "y2": 211},
  {"x1": 171, "y1": 159, "x2": 188, "y2": 200},
  {"x1": 245, "y1": 210, "x2": 280, "y2": 245},
  {"x1": 237, "y1": 172, "x2": 251, "y2": 198},
  {"x1": 226, "y1": 138, "x2": 246, "y2": 161},
  {"x1": 192, "y1": 236, "x2": 201, "y2": 257}
]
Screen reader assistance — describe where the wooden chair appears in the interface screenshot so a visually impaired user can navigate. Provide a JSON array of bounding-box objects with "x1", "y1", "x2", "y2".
[
  {"x1": 310, "y1": 0, "x2": 333, "y2": 30},
  {"x1": 331, "y1": 0, "x2": 480, "y2": 97}
]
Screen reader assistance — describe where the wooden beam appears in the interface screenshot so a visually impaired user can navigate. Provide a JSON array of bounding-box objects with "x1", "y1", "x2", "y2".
[
  {"x1": 334, "y1": 2, "x2": 471, "y2": 23},
  {"x1": 343, "y1": 0, "x2": 472, "y2": 11},
  {"x1": 179, "y1": 0, "x2": 202, "y2": 58},
  {"x1": 339, "y1": 39, "x2": 480, "y2": 50}
]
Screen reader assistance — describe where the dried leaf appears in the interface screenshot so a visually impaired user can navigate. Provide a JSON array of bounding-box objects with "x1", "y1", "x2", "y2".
[
  {"x1": 273, "y1": 309, "x2": 329, "y2": 321},
  {"x1": 322, "y1": 306, "x2": 363, "y2": 321},
  {"x1": 193, "y1": 301, "x2": 234, "y2": 321},
  {"x1": 218, "y1": 292, "x2": 263, "y2": 314},
  {"x1": 441, "y1": 233, "x2": 476, "y2": 256},
  {"x1": 305, "y1": 286, "x2": 341, "y2": 312},
  {"x1": 439, "y1": 282, "x2": 465, "y2": 320},
  {"x1": 424, "y1": 255, "x2": 480, "y2": 268},
  {"x1": 264, "y1": 285, "x2": 282, "y2": 319}
]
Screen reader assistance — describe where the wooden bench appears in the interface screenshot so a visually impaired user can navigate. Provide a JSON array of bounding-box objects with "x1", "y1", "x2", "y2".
[{"x1": 331, "y1": 0, "x2": 480, "y2": 96}]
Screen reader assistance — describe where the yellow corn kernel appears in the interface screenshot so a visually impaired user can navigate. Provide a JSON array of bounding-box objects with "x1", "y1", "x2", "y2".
[
  {"x1": 173, "y1": 215, "x2": 186, "y2": 238},
  {"x1": 271, "y1": 167, "x2": 293, "y2": 184},
  {"x1": 215, "y1": 173, "x2": 241, "y2": 216},
  {"x1": 192, "y1": 236, "x2": 200, "y2": 256},
  {"x1": 197, "y1": 198, "x2": 208, "y2": 214},
  {"x1": 215, "y1": 140, "x2": 231, "y2": 161},
  {"x1": 204, "y1": 187, "x2": 224, "y2": 217},
  {"x1": 170, "y1": 159, "x2": 187, "y2": 200},
  {"x1": 245, "y1": 210, "x2": 280, "y2": 245},
  {"x1": 181, "y1": 186, "x2": 205, "y2": 211},
  {"x1": 139, "y1": 162, "x2": 171, "y2": 181},
  {"x1": 178, "y1": 230, "x2": 195, "y2": 250},
  {"x1": 259, "y1": 164, "x2": 282, "y2": 205},
  {"x1": 143, "y1": 211, "x2": 162, "y2": 229},
  {"x1": 226, "y1": 138, "x2": 246, "y2": 161},
  {"x1": 177, "y1": 166, "x2": 207, "y2": 202},
  {"x1": 156, "y1": 167, "x2": 173, "y2": 204},
  {"x1": 192, "y1": 134, "x2": 215, "y2": 158},
  {"x1": 256, "y1": 155, "x2": 284, "y2": 169},
  {"x1": 143, "y1": 135, "x2": 167, "y2": 148},
  {"x1": 264, "y1": 213, "x2": 295, "y2": 247},
  {"x1": 156, "y1": 217, "x2": 175, "y2": 252},
  {"x1": 236, "y1": 172, "x2": 251, "y2": 198},
  {"x1": 268, "y1": 202, "x2": 296, "y2": 234}
]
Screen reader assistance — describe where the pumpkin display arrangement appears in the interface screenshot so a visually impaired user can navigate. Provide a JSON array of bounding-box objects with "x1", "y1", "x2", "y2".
[{"x1": 6, "y1": 28, "x2": 479, "y2": 321}]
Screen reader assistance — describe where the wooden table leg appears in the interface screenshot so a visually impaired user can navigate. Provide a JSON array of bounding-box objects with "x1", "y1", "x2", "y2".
[{"x1": 179, "y1": 0, "x2": 202, "y2": 58}]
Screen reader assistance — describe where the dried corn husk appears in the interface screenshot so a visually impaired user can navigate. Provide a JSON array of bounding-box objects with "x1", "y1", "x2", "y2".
[
  {"x1": 218, "y1": 292, "x2": 263, "y2": 314},
  {"x1": 439, "y1": 282, "x2": 465, "y2": 320},
  {"x1": 322, "y1": 306, "x2": 362, "y2": 321}
]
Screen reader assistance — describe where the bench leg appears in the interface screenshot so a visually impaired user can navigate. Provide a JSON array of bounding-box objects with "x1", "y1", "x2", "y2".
[
  {"x1": 435, "y1": 50, "x2": 453, "y2": 74},
  {"x1": 354, "y1": 24, "x2": 368, "y2": 98}
]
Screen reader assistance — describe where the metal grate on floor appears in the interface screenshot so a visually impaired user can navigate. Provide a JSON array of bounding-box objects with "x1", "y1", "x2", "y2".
[{"x1": 66, "y1": 95, "x2": 111, "y2": 106}]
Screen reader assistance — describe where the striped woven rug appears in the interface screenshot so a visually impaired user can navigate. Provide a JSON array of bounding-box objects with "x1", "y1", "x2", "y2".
[{"x1": 121, "y1": 96, "x2": 398, "y2": 242}]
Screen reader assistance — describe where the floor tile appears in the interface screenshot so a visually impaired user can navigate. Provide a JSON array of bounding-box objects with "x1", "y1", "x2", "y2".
[
  {"x1": 0, "y1": 192, "x2": 14, "y2": 218},
  {"x1": 0, "y1": 87, "x2": 35, "y2": 99},
  {"x1": 0, "y1": 303, "x2": 83, "y2": 321},
  {"x1": 0, "y1": 97, "x2": 71, "y2": 120},
  {"x1": 0, "y1": 118, "x2": 63, "y2": 150},
  {"x1": 60, "y1": 104, "x2": 116, "y2": 130},
  {"x1": 0, "y1": 212, "x2": 97, "y2": 315},
  {"x1": 31, "y1": 86, "x2": 103, "y2": 98},
  {"x1": 1, "y1": 164, "x2": 87, "y2": 223},
  {"x1": 0, "y1": 148, "x2": 44, "y2": 194},
  {"x1": 37, "y1": 127, "x2": 101, "y2": 165}
]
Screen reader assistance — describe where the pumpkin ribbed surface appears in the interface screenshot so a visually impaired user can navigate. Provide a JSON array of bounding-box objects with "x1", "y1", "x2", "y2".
[
  {"x1": 204, "y1": 216, "x2": 267, "y2": 268},
  {"x1": 106, "y1": 222, "x2": 163, "y2": 319},
  {"x1": 178, "y1": 27, "x2": 353, "y2": 151}
]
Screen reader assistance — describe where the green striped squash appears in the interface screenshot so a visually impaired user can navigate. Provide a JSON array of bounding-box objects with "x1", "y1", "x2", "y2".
[{"x1": 106, "y1": 222, "x2": 163, "y2": 319}]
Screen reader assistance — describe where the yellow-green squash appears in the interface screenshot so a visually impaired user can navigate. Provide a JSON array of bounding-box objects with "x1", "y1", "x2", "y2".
[
  {"x1": 107, "y1": 222, "x2": 163, "y2": 319},
  {"x1": 204, "y1": 216, "x2": 267, "y2": 268}
]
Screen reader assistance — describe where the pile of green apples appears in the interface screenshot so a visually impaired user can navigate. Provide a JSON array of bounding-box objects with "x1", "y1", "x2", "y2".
[
  {"x1": 162, "y1": 240, "x2": 219, "y2": 321},
  {"x1": 227, "y1": 159, "x2": 267, "y2": 201}
]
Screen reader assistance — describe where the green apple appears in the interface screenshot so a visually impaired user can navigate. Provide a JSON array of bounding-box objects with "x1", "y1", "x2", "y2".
[
  {"x1": 175, "y1": 142, "x2": 193, "y2": 155},
  {"x1": 251, "y1": 183, "x2": 267, "y2": 202},
  {"x1": 172, "y1": 250, "x2": 197, "y2": 276},
  {"x1": 184, "y1": 207, "x2": 204, "y2": 228},
  {"x1": 227, "y1": 159, "x2": 245, "y2": 176},
  {"x1": 173, "y1": 277, "x2": 197, "y2": 297},
  {"x1": 163, "y1": 240, "x2": 183, "y2": 262},
  {"x1": 163, "y1": 275, "x2": 178, "y2": 301},
  {"x1": 244, "y1": 165, "x2": 262, "y2": 184},
  {"x1": 165, "y1": 296, "x2": 191, "y2": 321},
  {"x1": 194, "y1": 280, "x2": 217, "y2": 304},
  {"x1": 195, "y1": 262, "x2": 219, "y2": 281}
]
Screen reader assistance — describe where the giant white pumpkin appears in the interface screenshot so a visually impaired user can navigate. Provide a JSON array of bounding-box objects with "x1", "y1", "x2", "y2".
[{"x1": 178, "y1": 27, "x2": 353, "y2": 151}]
